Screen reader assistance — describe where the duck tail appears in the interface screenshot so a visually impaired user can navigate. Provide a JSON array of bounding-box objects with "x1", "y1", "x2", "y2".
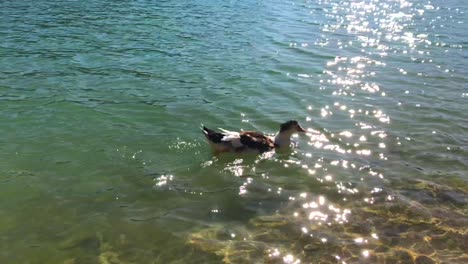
[{"x1": 201, "y1": 125, "x2": 224, "y2": 143}]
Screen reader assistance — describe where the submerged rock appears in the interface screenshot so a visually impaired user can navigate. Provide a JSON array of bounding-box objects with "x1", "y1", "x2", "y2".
[
  {"x1": 98, "y1": 251, "x2": 122, "y2": 264},
  {"x1": 59, "y1": 234, "x2": 101, "y2": 254},
  {"x1": 439, "y1": 190, "x2": 467, "y2": 205},
  {"x1": 186, "y1": 177, "x2": 468, "y2": 264},
  {"x1": 415, "y1": 255, "x2": 435, "y2": 264},
  {"x1": 394, "y1": 249, "x2": 415, "y2": 264}
]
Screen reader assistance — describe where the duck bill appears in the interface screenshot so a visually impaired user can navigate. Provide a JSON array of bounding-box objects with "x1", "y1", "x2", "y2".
[{"x1": 297, "y1": 125, "x2": 307, "y2": 133}]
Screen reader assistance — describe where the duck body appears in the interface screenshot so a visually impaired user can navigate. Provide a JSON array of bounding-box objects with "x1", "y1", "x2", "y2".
[
  {"x1": 202, "y1": 126, "x2": 275, "y2": 154},
  {"x1": 202, "y1": 120, "x2": 306, "y2": 155}
]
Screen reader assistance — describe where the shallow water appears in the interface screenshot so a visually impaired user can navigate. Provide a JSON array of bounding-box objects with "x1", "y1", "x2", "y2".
[{"x1": 0, "y1": 0, "x2": 467, "y2": 263}]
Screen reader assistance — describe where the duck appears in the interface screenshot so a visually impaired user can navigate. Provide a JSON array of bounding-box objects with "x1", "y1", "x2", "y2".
[{"x1": 202, "y1": 120, "x2": 306, "y2": 155}]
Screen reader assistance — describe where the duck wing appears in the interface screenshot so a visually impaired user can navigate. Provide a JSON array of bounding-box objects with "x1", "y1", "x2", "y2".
[
  {"x1": 203, "y1": 126, "x2": 245, "y2": 148},
  {"x1": 240, "y1": 131, "x2": 275, "y2": 152},
  {"x1": 218, "y1": 128, "x2": 241, "y2": 142}
]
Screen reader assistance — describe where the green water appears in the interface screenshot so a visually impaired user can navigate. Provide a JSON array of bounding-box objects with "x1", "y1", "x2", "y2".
[{"x1": 1, "y1": 0, "x2": 467, "y2": 263}]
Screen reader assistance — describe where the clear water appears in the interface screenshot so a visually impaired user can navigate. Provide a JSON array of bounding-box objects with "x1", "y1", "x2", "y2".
[{"x1": 0, "y1": 0, "x2": 467, "y2": 263}]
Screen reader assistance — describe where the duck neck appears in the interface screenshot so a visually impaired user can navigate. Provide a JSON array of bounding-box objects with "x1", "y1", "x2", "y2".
[{"x1": 274, "y1": 131, "x2": 293, "y2": 148}]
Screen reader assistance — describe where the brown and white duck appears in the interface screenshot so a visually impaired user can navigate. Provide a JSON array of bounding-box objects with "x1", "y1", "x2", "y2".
[{"x1": 202, "y1": 120, "x2": 306, "y2": 155}]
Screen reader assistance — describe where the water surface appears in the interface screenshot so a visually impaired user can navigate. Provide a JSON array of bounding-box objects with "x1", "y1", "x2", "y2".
[{"x1": 0, "y1": 0, "x2": 467, "y2": 263}]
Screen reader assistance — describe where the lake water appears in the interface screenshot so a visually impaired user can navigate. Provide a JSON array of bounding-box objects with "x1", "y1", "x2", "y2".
[{"x1": 0, "y1": 0, "x2": 467, "y2": 263}]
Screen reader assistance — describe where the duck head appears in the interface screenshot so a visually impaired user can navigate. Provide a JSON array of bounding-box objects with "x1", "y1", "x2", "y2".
[
  {"x1": 274, "y1": 120, "x2": 306, "y2": 148},
  {"x1": 279, "y1": 120, "x2": 306, "y2": 134}
]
